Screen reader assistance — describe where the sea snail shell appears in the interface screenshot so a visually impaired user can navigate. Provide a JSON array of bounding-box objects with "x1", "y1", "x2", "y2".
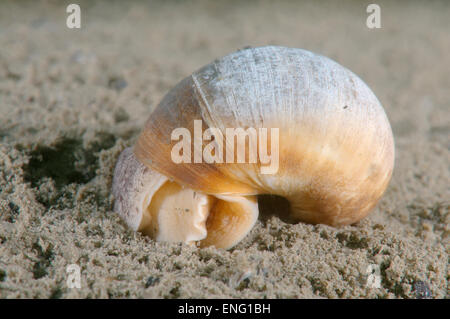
[{"x1": 112, "y1": 46, "x2": 394, "y2": 249}]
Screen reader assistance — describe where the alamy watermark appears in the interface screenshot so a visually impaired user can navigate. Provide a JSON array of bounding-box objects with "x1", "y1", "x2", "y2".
[
  {"x1": 66, "y1": 4, "x2": 81, "y2": 29},
  {"x1": 170, "y1": 120, "x2": 279, "y2": 174},
  {"x1": 365, "y1": 264, "x2": 381, "y2": 288},
  {"x1": 66, "y1": 264, "x2": 81, "y2": 288},
  {"x1": 366, "y1": 4, "x2": 381, "y2": 29}
]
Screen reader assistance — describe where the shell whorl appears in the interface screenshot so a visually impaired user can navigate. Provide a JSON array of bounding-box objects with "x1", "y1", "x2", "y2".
[{"x1": 135, "y1": 46, "x2": 394, "y2": 226}]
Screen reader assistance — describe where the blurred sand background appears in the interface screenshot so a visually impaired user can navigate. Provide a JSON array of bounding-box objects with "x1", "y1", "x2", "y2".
[{"x1": 0, "y1": 0, "x2": 448, "y2": 298}]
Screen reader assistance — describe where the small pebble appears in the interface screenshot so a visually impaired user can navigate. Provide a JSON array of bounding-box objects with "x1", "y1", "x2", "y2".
[
  {"x1": 414, "y1": 281, "x2": 432, "y2": 299},
  {"x1": 108, "y1": 77, "x2": 128, "y2": 91},
  {"x1": 145, "y1": 276, "x2": 160, "y2": 288}
]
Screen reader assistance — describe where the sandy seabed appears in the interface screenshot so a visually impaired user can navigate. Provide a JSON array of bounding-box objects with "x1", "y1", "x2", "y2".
[{"x1": 0, "y1": 0, "x2": 448, "y2": 298}]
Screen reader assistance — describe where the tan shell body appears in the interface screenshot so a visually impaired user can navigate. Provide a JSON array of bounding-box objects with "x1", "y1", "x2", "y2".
[{"x1": 134, "y1": 46, "x2": 395, "y2": 227}]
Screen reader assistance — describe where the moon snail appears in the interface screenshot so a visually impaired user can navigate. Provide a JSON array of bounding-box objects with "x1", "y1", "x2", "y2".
[{"x1": 112, "y1": 46, "x2": 395, "y2": 249}]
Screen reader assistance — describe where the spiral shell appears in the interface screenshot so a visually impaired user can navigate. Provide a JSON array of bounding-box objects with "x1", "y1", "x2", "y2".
[{"x1": 113, "y1": 46, "x2": 395, "y2": 249}]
